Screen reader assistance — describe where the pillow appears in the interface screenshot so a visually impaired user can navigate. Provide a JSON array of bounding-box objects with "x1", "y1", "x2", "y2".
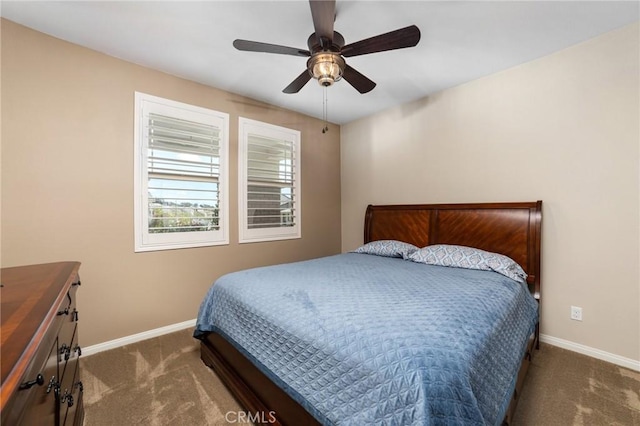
[
  {"x1": 408, "y1": 244, "x2": 528, "y2": 283},
  {"x1": 351, "y1": 240, "x2": 418, "y2": 259}
]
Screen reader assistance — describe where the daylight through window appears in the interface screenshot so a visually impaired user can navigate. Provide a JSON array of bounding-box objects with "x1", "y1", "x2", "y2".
[{"x1": 147, "y1": 113, "x2": 220, "y2": 233}]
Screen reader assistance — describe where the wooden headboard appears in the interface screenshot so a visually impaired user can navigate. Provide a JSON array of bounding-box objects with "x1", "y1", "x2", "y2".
[{"x1": 364, "y1": 201, "x2": 542, "y2": 299}]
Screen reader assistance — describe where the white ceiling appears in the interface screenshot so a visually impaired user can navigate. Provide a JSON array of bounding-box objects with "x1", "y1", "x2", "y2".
[{"x1": 2, "y1": 1, "x2": 638, "y2": 125}]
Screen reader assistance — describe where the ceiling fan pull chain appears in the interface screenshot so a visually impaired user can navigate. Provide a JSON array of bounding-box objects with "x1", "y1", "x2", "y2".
[{"x1": 322, "y1": 86, "x2": 329, "y2": 134}]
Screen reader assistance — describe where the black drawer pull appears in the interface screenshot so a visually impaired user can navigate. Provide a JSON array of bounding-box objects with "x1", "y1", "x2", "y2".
[
  {"x1": 46, "y1": 376, "x2": 58, "y2": 394},
  {"x1": 19, "y1": 373, "x2": 44, "y2": 390},
  {"x1": 60, "y1": 344, "x2": 71, "y2": 361},
  {"x1": 61, "y1": 392, "x2": 74, "y2": 408},
  {"x1": 74, "y1": 345, "x2": 82, "y2": 357},
  {"x1": 72, "y1": 308, "x2": 79, "y2": 322},
  {"x1": 72, "y1": 279, "x2": 81, "y2": 286},
  {"x1": 57, "y1": 307, "x2": 69, "y2": 316}
]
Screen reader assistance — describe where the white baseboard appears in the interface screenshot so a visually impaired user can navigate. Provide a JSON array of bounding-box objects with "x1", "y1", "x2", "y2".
[
  {"x1": 541, "y1": 334, "x2": 640, "y2": 372},
  {"x1": 82, "y1": 319, "x2": 197, "y2": 357}
]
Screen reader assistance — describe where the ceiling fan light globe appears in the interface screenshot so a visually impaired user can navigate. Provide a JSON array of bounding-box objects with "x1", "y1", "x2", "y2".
[{"x1": 309, "y1": 53, "x2": 345, "y2": 87}]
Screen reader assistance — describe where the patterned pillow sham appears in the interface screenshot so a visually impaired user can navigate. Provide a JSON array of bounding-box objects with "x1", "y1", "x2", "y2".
[
  {"x1": 351, "y1": 240, "x2": 418, "y2": 259},
  {"x1": 408, "y1": 244, "x2": 528, "y2": 283}
]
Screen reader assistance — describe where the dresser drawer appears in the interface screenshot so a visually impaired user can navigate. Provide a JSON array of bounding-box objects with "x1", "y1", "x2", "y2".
[
  {"x1": 58, "y1": 287, "x2": 79, "y2": 366},
  {"x1": 12, "y1": 338, "x2": 60, "y2": 426},
  {"x1": 58, "y1": 325, "x2": 79, "y2": 425},
  {"x1": 56, "y1": 284, "x2": 79, "y2": 328},
  {"x1": 62, "y1": 361, "x2": 83, "y2": 426}
]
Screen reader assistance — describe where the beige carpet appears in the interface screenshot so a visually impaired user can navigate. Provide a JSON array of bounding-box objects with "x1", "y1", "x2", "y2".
[
  {"x1": 80, "y1": 328, "x2": 640, "y2": 425},
  {"x1": 513, "y1": 343, "x2": 640, "y2": 425},
  {"x1": 80, "y1": 329, "x2": 242, "y2": 425}
]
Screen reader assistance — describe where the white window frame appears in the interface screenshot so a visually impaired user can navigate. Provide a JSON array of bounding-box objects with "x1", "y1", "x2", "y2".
[
  {"x1": 134, "y1": 92, "x2": 229, "y2": 252},
  {"x1": 238, "y1": 117, "x2": 301, "y2": 243}
]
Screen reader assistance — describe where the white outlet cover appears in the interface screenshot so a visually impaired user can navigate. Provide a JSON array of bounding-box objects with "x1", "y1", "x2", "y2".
[{"x1": 570, "y1": 306, "x2": 582, "y2": 321}]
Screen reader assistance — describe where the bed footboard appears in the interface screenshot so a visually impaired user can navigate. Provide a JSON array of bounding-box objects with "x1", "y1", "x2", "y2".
[{"x1": 200, "y1": 333, "x2": 319, "y2": 426}]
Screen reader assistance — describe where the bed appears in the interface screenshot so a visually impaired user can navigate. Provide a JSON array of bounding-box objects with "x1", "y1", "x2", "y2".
[{"x1": 195, "y1": 201, "x2": 542, "y2": 425}]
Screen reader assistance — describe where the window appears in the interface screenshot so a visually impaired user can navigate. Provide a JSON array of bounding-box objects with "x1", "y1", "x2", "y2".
[
  {"x1": 134, "y1": 92, "x2": 229, "y2": 251},
  {"x1": 238, "y1": 118, "x2": 301, "y2": 243}
]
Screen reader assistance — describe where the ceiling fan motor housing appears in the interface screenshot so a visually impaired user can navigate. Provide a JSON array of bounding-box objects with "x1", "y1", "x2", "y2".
[
  {"x1": 306, "y1": 31, "x2": 347, "y2": 87},
  {"x1": 307, "y1": 31, "x2": 345, "y2": 53}
]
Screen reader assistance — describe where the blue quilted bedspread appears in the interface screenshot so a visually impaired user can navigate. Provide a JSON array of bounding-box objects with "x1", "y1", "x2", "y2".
[{"x1": 195, "y1": 253, "x2": 538, "y2": 425}]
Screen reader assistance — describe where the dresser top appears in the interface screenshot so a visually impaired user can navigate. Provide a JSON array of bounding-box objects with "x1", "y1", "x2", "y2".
[{"x1": 0, "y1": 261, "x2": 80, "y2": 406}]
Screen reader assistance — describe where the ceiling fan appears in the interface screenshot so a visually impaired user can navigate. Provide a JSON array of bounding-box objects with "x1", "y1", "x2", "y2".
[{"x1": 233, "y1": 0, "x2": 421, "y2": 94}]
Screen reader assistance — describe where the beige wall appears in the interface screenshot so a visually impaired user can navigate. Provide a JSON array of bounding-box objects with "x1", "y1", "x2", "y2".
[
  {"x1": 1, "y1": 20, "x2": 341, "y2": 347},
  {"x1": 341, "y1": 23, "x2": 639, "y2": 362}
]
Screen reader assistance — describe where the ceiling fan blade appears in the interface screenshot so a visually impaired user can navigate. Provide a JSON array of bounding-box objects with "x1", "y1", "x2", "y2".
[
  {"x1": 342, "y1": 65, "x2": 376, "y2": 94},
  {"x1": 233, "y1": 39, "x2": 310, "y2": 57},
  {"x1": 309, "y1": 0, "x2": 335, "y2": 48},
  {"x1": 341, "y1": 25, "x2": 421, "y2": 58},
  {"x1": 283, "y1": 70, "x2": 312, "y2": 94}
]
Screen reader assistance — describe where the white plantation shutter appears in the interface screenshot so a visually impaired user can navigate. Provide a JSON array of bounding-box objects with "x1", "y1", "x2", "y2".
[
  {"x1": 239, "y1": 118, "x2": 301, "y2": 243},
  {"x1": 134, "y1": 93, "x2": 229, "y2": 251},
  {"x1": 246, "y1": 134, "x2": 296, "y2": 228},
  {"x1": 148, "y1": 113, "x2": 220, "y2": 179},
  {"x1": 147, "y1": 113, "x2": 221, "y2": 233}
]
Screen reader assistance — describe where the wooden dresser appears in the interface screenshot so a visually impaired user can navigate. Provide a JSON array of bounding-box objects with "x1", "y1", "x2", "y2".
[{"x1": 1, "y1": 262, "x2": 84, "y2": 426}]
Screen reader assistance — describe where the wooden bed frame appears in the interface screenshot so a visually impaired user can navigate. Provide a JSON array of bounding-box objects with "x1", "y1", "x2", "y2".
[{"x1": 200, "y1": 201, "x2": 542, "y2": 425}]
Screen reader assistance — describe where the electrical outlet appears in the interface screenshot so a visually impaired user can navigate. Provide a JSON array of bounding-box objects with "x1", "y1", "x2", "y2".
[{"x1": 570, "y1": 306, "x2": 582, "y2": 321}]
